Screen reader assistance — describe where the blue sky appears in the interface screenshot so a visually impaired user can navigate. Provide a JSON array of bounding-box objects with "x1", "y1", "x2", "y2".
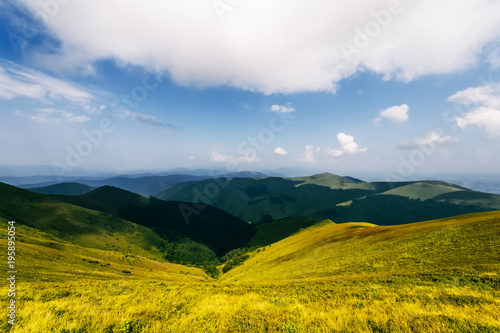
[{"x1": 1, "y1": 0, "x2": 500, "y2": 179}]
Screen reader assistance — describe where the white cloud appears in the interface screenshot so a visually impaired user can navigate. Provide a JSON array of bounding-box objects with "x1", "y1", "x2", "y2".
[
  {"x1": 325, "y1": 133, "x2": 367, "y2": 158},
  {"x1": 456, "y1": 107, "x2": 500, "y2": 137},
  {"x1": 397, "y1": 131, "x2": 460, "y2": 149},
  {"x1": 450, "y1": 83, "x2": 500, "y2": 137},
  {"x1": 270, "y1": 104, "x2": 295, "y2": 113},
  {"x1": 14, "y1": 108, "x2": 90, "y2": 124},
  {"x1": 273, "y1": 147, "x2": 288, "y2": 156},
  {"x1": 211, "y1": 152, "x2": 259, "y2": 163},
  {"x1": 13, "y1": 0, "x2": 500, "y2": 94},
  {"x1": 375, "y1": 104, "x2": 409, "y2": 125},
  {"x1": 0, "y1": 59, "x2": 93, "y2": 103},
  {"x1": 448, "y1": 83, "x2": 500, "y2": 109},
  {"x1": 296, "y1": 145, "x2": 319, "y2": 163}
]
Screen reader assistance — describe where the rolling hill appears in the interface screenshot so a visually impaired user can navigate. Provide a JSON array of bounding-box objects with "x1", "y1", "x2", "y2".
[
  {"x1": 155, "y1": 173, "x2": 497, "y2": 224},
  {"x1": 53, "y1": 186, "x2": 257, "y2": 254},
  {"x1": 221, "y1": 210, "x2": 500, "y2": 282},
  {"x1": 0, "y1": 182, "x2": 166, "y2": 260}
]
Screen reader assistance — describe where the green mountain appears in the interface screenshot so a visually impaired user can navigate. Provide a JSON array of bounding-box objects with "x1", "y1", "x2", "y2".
[
  {"x1": 155, "y1": 173, "x2": 497, "y2": 224},
  {"x1": 0, "y1": 182, "x2": 169, "y2": 259},
  {"x1": 53, "y1": 186, "x2": 257, "y2": 254},
  {"x1": 27, "y1": 182, "x2": 94, "y2": 195}
]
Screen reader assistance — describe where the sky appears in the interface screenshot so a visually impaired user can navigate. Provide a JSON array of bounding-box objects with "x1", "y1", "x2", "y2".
[{"x1": 0, "y1": 0, "x2": 500, "y2": 180}]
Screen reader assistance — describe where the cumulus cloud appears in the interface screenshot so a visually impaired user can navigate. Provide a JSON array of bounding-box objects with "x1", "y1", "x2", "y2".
[
  {"x1": 450, "y1": 83, "x2": 500, "y2": 137},
  {"x1": 375, "y1": 104, "x2": 409, "y2": 125},
  {"x1": 325, "y1": 133, "x2": 367, "y2": 158},
  {"x1": 296, "y1": 145, "x2": 319, "y2": 163},
  {"x1": 12, "y1": 0, "x2": 500, "y2": 94},
  {"x1": 0, "y1": 58, "x2": 93, "y2": 103},
  {"x1": 274, "y1": 147, "x2": 288, "y2": 156},
  {"x1": 211, "y1": 152, "x2": 259, "y2": 163},
  {"x1": 270, "y1": 104, "x2": 295, "y2": 113},
  {"x1": 397, "y1": 131, "x2": 460, "y2": 149},
  {"x1": 14, "y1": 108, "x2": 90, "y2": 124}
]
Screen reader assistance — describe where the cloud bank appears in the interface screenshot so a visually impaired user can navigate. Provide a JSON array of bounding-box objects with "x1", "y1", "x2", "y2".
[{"x1": 13, "y1": 0, "x2": 500, "y2": 94}]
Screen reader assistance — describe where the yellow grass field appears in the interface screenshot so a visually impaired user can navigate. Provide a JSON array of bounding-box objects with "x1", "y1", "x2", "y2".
[{"x1": 1, "y1": 211, "x2": 499, "y2": 332}]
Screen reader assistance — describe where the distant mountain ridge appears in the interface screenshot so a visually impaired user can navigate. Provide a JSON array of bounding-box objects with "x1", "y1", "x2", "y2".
[{"x1": 156, "y1": 172, "x2": 499, "y2": 224}]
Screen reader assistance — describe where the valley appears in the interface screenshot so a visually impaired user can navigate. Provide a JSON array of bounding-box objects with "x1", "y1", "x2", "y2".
[{"x1": 0, "y1": 172, "x2": 499, "y2": 332}]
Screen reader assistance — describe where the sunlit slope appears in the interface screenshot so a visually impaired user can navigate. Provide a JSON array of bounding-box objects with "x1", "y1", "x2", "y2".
[
  {"x1": 379, "y1": 181, "x2": 464, "y2": 200},
  {"x1": 0, "y1": 182, "x2": 165, "y2": 260},
  {"x1": 222, "y1": 211, "x2": 500, "y2": 282},
  {"x1": 0, "y1": 217, "x2": 206, "y2": 282},
  {"x1": 291, "y1": 172, "x2": 367, "y2": 189}
]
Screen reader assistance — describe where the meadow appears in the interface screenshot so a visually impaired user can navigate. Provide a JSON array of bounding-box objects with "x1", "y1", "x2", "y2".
[
  {"x1": 1, "y1": 274, "x2": 498, "y2": 332},
  {"x1": 1, "y1": 211, "x2": 499, "y2": 332}
]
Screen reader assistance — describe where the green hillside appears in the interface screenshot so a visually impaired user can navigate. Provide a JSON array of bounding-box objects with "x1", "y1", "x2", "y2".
[
  {"x1": 27, "y1": 182, "x2": 94, "y2": 195},
  {"x1": 156, "y1": 176, "x2": 376, "y2": 223},
  {"x1": 0, "y1": 217, "x2": 206, "y2": 282},
  {"x1": 156, "y1": 174, "x2": 496, "y2": 224},
  {"x1": 292, "y1": 172, "x2": 365, "y2": 189},
  {"x1": 0, "y1": 182, "x2": 166, "y2": 260},
  {"x1": 222, "y1": 210, "x2": 500, "y2": 282},
  {"x1": 379, "y1": 181, "x2": 465, "y2": 200},
  {"x1": 54, "y1": 186, "x2": 257, "y2": 254}
]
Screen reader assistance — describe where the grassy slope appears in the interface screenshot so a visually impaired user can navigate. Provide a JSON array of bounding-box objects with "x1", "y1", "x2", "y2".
[
  {"x1": 222, "y1": 211, "x2": 500, "y2": 283},
  {"x1": 291, "y1": 172, "x2": 365, "y2": 189},
  {"x1": 2, "y1": 211, "x2": 499, "y2": 332},
  {"x1": 0, "y1": 217, "x2": 206, "y2": 282},
  {"x1": 379, "y1": 181, "x2": 464, "y2": 200},
  {"x1": 0, "y1": 183, "x2": 167, "y2": 260}
]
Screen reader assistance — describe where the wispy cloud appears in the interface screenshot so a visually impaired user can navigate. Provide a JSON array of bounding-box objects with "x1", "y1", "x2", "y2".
[
  {"x1": 325, "y1": 133, "x2": 367, "y2": 158},
  {"x1": 397, "y1": 131, "x2": 459, "y2": 149},
  {"x1": 0, "y1": 58, "x2": 93, "y2": 104},
  {"x1": 211, "y1": 152, "x2": 259, "y2": 163},
  {"x1": 14, "y1": 108, "x2": 90, "y2": 124},
  {"x1": 114, "y1": 110, "x2": 181, "y2": 129}
]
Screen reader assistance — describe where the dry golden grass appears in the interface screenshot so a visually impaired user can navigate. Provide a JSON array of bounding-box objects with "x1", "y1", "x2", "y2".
[
  {"x1": 1, "y1": 276, "x2": 499, "y2": 332},
  {"x1": 1, "y1": 211, "x2": 499, "y2": 332}
]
